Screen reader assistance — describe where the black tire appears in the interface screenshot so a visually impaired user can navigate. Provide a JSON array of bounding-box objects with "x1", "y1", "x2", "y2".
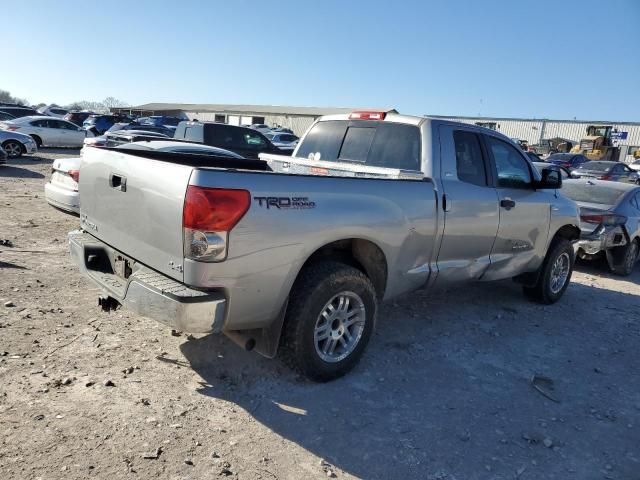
[
  {"x1": 2, "y1": 140, "x2": 23, "y2": 158},
  {"x1": 523, "y1": 239, "x2": 574, "y2": 304},
  {"x1": 30, "y1": 135, "x2": 42, "y2": 147},
  {"x1": 610, "y1": 239, "x2": 639, "y2": 276},
  {"x1": 279, "y1": 261, "x2": 377, "y2": 382}
]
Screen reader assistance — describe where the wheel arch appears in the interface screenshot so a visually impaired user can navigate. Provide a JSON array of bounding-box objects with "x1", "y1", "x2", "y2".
[
  {"x1": 1, "y1": 139, "x2": 26, "y2": 154},
  {"x1": 549, "y1": 224, "x2": 581, "y2": 247},
  {"x1": 296, "y1": 238, "x2": 388, "y2": 300}
]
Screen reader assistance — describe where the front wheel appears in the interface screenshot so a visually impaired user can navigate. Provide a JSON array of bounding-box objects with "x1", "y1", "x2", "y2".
[
  {"x1": 523, "y1": 239, "x2": 574, "y2": 304},
  {"x1": 2, "y1": 140, "x2": 23, "y2": 158},
  {"x1": 279, "y1": 261, "x2": 377, "y2": 382}
]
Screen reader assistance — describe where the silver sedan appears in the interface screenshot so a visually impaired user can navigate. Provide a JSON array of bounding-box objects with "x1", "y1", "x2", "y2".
[
  {"x1": 0, "y1": 129, "x2": 38, "y2": 158},
  {"x1": 562, "y1": 179, "x2": 640, "y2": 276}
]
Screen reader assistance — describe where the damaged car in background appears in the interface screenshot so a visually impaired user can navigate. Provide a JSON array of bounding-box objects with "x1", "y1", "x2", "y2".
[{"x1": 563, "y1": 179, "x2": 640, "y2": 276}]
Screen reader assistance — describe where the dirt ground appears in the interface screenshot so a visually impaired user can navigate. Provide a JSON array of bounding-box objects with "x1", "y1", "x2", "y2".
[{"x1": 1, "y1": 151, "x2": 639, "y2": 480}]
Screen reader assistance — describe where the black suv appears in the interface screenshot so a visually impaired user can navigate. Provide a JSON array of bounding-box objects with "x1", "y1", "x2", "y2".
[
  {"x1": 0, "y1": 105, "x2": 39, "y2": 118},
  {"x1": 173, "y1": 121, "x2": 287, "y2": 159}
]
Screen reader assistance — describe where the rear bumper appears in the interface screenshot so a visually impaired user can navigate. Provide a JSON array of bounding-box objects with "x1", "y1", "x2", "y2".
[
  {"x1": 68, "y1": 230, "x2": 226, "y2": 333},
  {"x1": 576, "y1": 225, "x2": 627, "y2": 255},
  {"x1": 44, "y1": 182, "x2": 80, "y2": 213}
]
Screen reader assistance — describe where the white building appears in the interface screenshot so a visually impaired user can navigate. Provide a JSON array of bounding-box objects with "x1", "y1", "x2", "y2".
[{"x1": 429, "y1": 115, "x2": 640, "y2": 162}]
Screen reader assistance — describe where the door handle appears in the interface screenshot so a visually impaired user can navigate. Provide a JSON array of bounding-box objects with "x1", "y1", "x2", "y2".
[
  {"x1": 500, "y1": 198, "x2": 516, "y2": 209},
  {"x1": 109, "y1": 174, "x2": 127, "y2": 192}
]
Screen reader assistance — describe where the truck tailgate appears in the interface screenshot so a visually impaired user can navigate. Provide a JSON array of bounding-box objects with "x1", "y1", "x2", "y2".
[{"x1": 79, "y1": 147, "x2": 192, "y2": 281}]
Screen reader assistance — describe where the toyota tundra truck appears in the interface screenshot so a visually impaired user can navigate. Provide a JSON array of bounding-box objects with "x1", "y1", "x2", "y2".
[{"x1": 69, "y1": 111, "x2": 580, "y2": 381}]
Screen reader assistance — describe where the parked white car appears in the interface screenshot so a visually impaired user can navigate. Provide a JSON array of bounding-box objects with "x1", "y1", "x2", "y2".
[
  {"x1": 0, "y1": 129, "x2": 38, "y2": 158},
  {"x1": 44, "y1": 157, "x2": 81, "y2": 213},
  {"x1": 37, "y1": 105, "x2": 69, "y2": 118},
  {"x1": 45, "y1": 140, "x2": 242, "y2": 215},
  {"x1": 0, "y1": 116, "x2": 88, "y2": 147}
]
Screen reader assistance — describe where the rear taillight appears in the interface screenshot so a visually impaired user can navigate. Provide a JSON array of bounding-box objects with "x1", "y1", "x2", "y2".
[
  {"x1": 6, "y1": 126, "x2": 19, "y2": 131},
  {"x1": 183, "y1": 186, "x2": 250, "y2": 262},
  {"x1": 349, "y1": 111, "x2": 387, "y2": 120},
  {"x1": 68, "y1": 169, "x2": 80, "y2": 183},
  {"x1": 599, "y1": 175, "x2": 612, "y2": 180},
  {"x1": 580, "y1": 213, "x2": 626, "y2": 226}
]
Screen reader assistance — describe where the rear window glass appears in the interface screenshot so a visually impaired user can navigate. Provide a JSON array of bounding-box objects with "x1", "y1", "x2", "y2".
[
  {"x1": 562, "y1": 182, "x2": 628, "y2": 206},
  {"x1": 339, "y1": 127, "x2": 375, "y2": 162},
  {"x1": 297, "y1": 120, "x2": 421, "y2": 170}
]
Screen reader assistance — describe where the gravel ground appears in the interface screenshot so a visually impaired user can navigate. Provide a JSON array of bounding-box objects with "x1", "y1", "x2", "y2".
[{"x1": 1, "y1": 151, "x2": 639, "y2": 480}]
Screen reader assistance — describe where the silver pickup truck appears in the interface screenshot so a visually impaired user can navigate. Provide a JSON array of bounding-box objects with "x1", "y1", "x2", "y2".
[{"x1": 69, "y1": 112, "x2": 580, "y2": 381}]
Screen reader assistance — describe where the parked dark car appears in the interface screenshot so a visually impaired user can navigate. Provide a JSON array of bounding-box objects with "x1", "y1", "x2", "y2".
[
  {"x1": 120, "y1": 123, "x2": 176, "y2": 136},
  {"x1": 64, "y1": 111, "x2": 95, "y2": 127},
  {"x1": 571, "y1": 161, "x2": 639, "y2": 184},
  {"x1": 83, "y1": 115, "x2": 122, "y2": 135},
  {"x1": 173, "y1": 121, "x2": 286, "y2": 158},
  {"x1": 0, "y1": 111, "x2": 16, "y2": 121},
  {"x1": 546, "y1": 153, "x2": 589, "y2": 170},
  {"x1": 526, "y1": 152, "x2": 541, "y2": 162},
  {"x1": 136, "y1": 116, "x2": 183, "y2": 128},
  {"x1": 0, "y1": 106, "x2": 39, "y2": 118}
]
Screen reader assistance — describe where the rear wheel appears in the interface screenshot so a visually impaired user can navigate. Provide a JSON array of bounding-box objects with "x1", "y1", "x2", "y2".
[
  {"x1": 523, "y1": 239, "x2": 574, "y2": 304},
  {"x1": 30, "y1": 135, "x2": 42, "y2": 147},
  {"x1": 2, "y1": 140, "x2": 23, "y2": 158},
  {"x1": 279, "y1": 261, "x2": 376, "y2": 382},
  {"x1": 610, "y1": 240, "x2": 639, "y2": 276}
]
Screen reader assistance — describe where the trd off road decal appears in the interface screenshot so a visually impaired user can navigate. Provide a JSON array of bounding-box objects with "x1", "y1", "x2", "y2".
[{"x1": 253, "y1": 196, "x2": 316, "y2": 209}]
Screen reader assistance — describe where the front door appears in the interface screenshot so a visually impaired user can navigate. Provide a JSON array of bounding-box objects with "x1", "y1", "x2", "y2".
[
  {"x1": 436, "y1": 126, "x2": 500, "y2": 282},
  {"x1": 481, "y1": 134, "x2": 551, "y2": 280}
]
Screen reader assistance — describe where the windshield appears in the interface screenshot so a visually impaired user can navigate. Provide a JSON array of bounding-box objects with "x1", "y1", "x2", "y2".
[
  {"x1": 562, "y1": 182, "x2": 627, "y2": 206},
  {"x1": 577, "y1": 162, "x2": 612, "y2": 172}
]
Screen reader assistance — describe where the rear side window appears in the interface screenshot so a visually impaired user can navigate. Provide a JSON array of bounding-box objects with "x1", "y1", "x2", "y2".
[
  {"x1": 297, "y1": 120, "x2": 421, "y2": 170},
  {"x1": 453, "y1": 130, "x2": 487, "y2": 186}
]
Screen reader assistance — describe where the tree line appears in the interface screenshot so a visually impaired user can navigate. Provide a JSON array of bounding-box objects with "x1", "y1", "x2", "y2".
[{"x1": 0, "y1": 89, "x2": 128, "y2": 113}]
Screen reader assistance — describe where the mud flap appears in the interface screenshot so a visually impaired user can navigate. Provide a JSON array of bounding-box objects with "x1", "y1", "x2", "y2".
[{"x1": 223, "y1": 299, "x2": 289, "y2": 359}]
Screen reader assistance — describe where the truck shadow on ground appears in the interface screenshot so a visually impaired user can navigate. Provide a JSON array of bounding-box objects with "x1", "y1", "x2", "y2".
[
  {"x1": 0, "y1": 165, "x2": 45, "y2": 179},
  {"x1": 180, "y1": 274, "x2": 640, "y2": 479}
]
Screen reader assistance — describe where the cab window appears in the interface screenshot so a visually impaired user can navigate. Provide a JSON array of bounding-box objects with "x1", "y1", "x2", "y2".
[{"x1": 485, "y1": 136, "x2": 532, "y2": 188}]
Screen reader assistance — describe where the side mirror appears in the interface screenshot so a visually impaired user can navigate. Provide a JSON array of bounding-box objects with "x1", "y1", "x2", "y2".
[{"x1": 535, "y1": 168, "x2": 562, "y2": 189}]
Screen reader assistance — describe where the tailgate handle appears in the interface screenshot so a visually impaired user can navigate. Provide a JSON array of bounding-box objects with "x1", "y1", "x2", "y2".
[{"x1": 110, "y1": 174, "x2": 127, "y2": 192}]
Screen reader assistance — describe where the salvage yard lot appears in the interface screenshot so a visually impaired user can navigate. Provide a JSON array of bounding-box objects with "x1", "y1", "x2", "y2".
[{"x1": 1, "y1": 152, "x2": 639, "y2": 480}]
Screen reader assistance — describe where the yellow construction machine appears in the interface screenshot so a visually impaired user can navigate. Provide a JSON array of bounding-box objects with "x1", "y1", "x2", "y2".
[{"x1": 571, "y1": 125, "x2": 620, "y2": 161}]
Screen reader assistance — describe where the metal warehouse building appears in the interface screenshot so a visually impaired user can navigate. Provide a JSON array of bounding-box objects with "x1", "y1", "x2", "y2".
[
  {"x1": 112, "y1": 103, "x2": 390, "y2": 137},
  {"x1": 429, "y1": 115, "x2": 640, "y2": 162}
]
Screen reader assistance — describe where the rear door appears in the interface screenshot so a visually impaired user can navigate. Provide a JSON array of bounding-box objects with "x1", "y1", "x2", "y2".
[
  {"x1": 481, "y1": 134, "x2": 551, "y2": 280},
  {"x1": 79, "y1": 147, "x2": 194, "y2": 281},
  {"x1": 30, "y1": 119, "x2": 57, "y2": 146},
  {"x1": 436, "y1": 125, "x2": 500, "y2": 282}
]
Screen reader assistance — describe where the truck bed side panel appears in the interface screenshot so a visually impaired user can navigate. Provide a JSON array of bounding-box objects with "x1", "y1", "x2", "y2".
[{"x1": 186, "y1": 169, "x2": 438, "y2": 330}]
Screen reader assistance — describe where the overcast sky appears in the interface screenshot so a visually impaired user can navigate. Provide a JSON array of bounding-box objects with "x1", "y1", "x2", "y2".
[{"x1": 4, "y1": 0, "x2": 639, "y2": 120}]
